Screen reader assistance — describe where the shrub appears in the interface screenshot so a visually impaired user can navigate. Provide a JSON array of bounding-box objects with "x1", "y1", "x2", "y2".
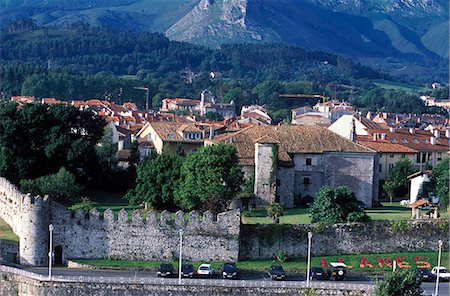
[
  {"x1": 374, "y1": 270, "x2": 422, "y2": 296},
  {"x1": 267, "y1": 202, "x2": 284, "y2": 224},
  {"x1": 69, "y1": 197, "x2": 94, "y2": 212},
  {"x1": 276, "y1": 250, "x2": 288, "y2": 262},
  {"x1": 310, "y1": 186, "x2": 370, "y2": 224},
  {"x1": 20, "y1": 167, "x2": 82, "y2": 204}
]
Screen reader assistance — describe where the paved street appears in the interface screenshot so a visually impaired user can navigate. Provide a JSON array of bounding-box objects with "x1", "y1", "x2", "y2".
[{"x1": 21, "y1": 266, "x2": 450, "y2": 295}]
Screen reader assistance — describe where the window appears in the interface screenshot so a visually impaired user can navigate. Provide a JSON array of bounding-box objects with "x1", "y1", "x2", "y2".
[
  {"x1": 412, "y1": 139, "x2": 418, "y2": 143},
  {"x1": 379, "y1": 164, "x2": 382, "y2": 172},
  {"x1": 276, "y1": 179, "x2": 281, "y2": 186},
  {"x1": 423, "y1": 139, "x2": 429, "y2": 143},
  {"x1": 416, "y1": 153, "x2": 421, "y2": 163},
  {"x1": 390, "y1": 138, "x2": 398, "y2": 143},
  {"x1": 437, "y1": 152, "x2": 442, "y2": 161},
  {"x1": 388, "y1": 164, "x2": 394, "y2": 172},
  {"x1": 401, "y1": 154, "x2": 406, "y2": 158},
  {"x1": 401, "y1": 138, "x2": 408, "y2": 143},
  {"x1": 146, "y1": 133, "x2": 152, "y2": 141},
  {"x1": 303, "y1": 177, "x2": 310, "y2": 185},
  {"x1": 389, "y1": 153, "x2": 394, "y2": 158},
  {"x1": 306, "y1": 158, "x2": 312, "y2": 166}
]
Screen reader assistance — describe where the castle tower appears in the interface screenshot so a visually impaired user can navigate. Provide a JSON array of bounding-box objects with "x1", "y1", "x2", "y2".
[
  {"x1": 254, "y1": 136, "x2": 280, "y2": 206},
  {"x1": 19, "y1": 194, "x2": 50, "y2": 266}
]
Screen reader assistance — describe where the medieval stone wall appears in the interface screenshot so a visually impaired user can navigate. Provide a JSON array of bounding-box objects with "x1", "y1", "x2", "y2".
[
  {"x1": 0, "y1": 177, "x2": 240, "y2": 266},
  {"x1": 50, "y1": 204, "x2": 240, "y2": 264},
  {"x1": 239, "y1": 220, "x2": 449, "y2": 260}
]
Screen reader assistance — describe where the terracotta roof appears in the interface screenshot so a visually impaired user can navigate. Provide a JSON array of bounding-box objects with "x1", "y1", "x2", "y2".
[
  {"x1": 150, "y1": 122, "x2": 204, "y2": 143},
  {"x1": 366, "y1": 128, "x2": 449, "y2": 152},
  {"x1": 356, "y1": 136, "x2": 417, "y2": 153},
  {"x1": 41, "y1": 98, "x2": 61, "y2": 104},
  {"x1": 211, "y1": 125, "x2": 375, "y2": 166}
]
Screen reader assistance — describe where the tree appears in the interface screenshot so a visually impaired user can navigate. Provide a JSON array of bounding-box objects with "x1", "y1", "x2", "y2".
[
  {"x1": 432, "y1": 158, "x2": 449, "y2": 209},
  {"x1": 267, "y1": 202, "x2": 283, "y2": 224},
  {"x1": 205, "y1": 111, "x2": 224, "y2": 122},
  {"x1": 96, "y1": 126, "x2": 118, "y2": 169},
  {"x1": 374, "y1": 270, "x2": 422, "y2": 296},
  {"x1": 20, "y1": 167, "x2": 82, "y2": 204},
  {"x1": 125, "y1": 153, "x2": 184, "y2": 210},
  {"x1": 383, "y1": 157, "x2": 417, "y2": 200},
  {"x1": 175, "y1": 144, "x2": 243, "y2": 212},
  {"x1": 310, "y1": 186, "x2": 370, "y2": 224},
  {"x1": 0, "y1": 102, "x2": 105, "y2": 184}
]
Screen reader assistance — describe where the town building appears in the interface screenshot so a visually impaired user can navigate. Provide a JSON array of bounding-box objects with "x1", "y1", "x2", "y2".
[{"x1": 208, "y1": 125, "x2": 378, "y2": 208}]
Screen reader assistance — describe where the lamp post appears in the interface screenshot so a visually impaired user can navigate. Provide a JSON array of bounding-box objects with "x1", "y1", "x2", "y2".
[
  {"x1": 306, "y1": 231, "x2": 312, "y2": 287},
  {"x1": 434, "y1": 239, "x2": 443, "y2": 296},
  {"x1": 178, "y1": 229, "x2": 184, "y2": 285},
  {"x1": 48, "y1": 224, "x2": 54, "y2": 280},
  {"x1": 133, "y1": 86, "x2": 151, "y2": 111}
]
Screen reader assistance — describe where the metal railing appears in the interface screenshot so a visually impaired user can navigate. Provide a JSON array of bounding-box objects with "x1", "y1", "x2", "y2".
[{"x1": 0, "y1": 264, "x2": 375, "y2": 292}]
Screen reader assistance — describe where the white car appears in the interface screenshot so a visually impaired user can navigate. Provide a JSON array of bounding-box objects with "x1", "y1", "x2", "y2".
[
  {"x1": 197, "y1": 263, "x2": 215, "y2": 278},
  {"x1": 431, "y1": 266, "x2": 450, "y2": 281}
]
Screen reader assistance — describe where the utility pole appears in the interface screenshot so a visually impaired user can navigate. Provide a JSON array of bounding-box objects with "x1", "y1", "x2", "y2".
[{"x1": 134, "y1": 86, "x2": 151, "y2": 111}]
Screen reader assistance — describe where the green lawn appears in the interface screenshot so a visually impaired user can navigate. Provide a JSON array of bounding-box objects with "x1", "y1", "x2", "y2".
[
  {"x1": 242, "y1": 202, "x2": 449, "y2": 224},
  {"x1": 0, "y1": 218, "x2": 18, "y2": 242},
  {"x1": 373, "y1": 80, "x2": 427, "y2": 94},
  {"x1": 73, "y1": 251, "x2": 450, "y2": 274}
]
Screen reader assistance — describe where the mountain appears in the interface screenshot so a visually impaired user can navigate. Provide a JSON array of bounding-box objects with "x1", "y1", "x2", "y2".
[{"x1": 1, "y1": 0, "x2": 448, "y2": 61}]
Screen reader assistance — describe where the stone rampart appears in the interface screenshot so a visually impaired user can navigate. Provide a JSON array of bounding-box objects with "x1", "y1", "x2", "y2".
[
  {"x1": 0, "y1": 177, "x2": 240, "y2": 266},
  {"x1": 49, "y1": 202, "x2": 240, "y2": 263},
  {"x1": 239, "y1": 220, "x2": 449, "y2": 260}
]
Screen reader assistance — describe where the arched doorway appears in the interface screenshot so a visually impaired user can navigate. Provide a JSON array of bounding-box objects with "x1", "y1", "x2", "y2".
[{"x1": 54, "y1": 246, "x2": 63, "y2": 266}]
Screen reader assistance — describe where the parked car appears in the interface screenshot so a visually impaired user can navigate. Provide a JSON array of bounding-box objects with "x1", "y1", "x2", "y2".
[
  {"x1": 309, "y1": 267, "x2": 329, "y2": 281},
  {"x1": 157, "y1": 263, "x2": 175, "y2": 278},
  {"x1": 268, "y1": 265, "x2": 286, "y2": 280},
  {"x1": 197, "y1": 263, "x2": 215, "y2": 278},
  {"x1": 415, "y1": 268, "x2": 435, "y2": 282},
  {"x1": 431, "y1": 266, "x2": 450, "y2": 281},
  {"x1": 330, "y1": 262, "x2": 347, "y2": 281},
  {"x1": 181, "y1": 263, "x2": 195, "y2": 278},
  {"x1": 222, "y1": 262, "x2": 239, "y2": 279}
]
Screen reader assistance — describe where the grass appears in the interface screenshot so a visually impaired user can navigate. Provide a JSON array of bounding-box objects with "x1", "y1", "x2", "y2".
[
  {"x1": 0, "y1": 218, "x2": 19, "y2": 242},
  {"x1": 242, "y1": 202, "x2": 449, "y2": 224},
  {"x1": 373, "y1": 80, "x2": 427, "y2": 93},
  {"x1": 72, "y1": 251, "x2": 450, "y2": 274}
]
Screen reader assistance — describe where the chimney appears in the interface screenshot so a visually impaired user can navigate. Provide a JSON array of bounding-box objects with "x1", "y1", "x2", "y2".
[
  {"x1": 209, "y1": 125, "x2": 213, "y2": 140},
  {"x1": 446, "y1": 129, "x2": 450, "y2": 138},
  {"x1": 433, "y1": 129, "x2": 440, "y2": 138},
  {"x1": 373, "y1": 133, "x2": 379, "y2": 141},
  {"x1": 389, "y1": 127, "x2": 395, "y2": 133},
  {"x1": 430, "y1": 137, "x2": 436, "y2": 145},
  {"x1": 381, "y1": 133, "x2": 387, "y2": 140},
  {"x1": 383, "y1": 112, "x2": 388, "y2": 119},
  {"x1": 409, "y1": 128, "x2": 415, "y2": 134}
]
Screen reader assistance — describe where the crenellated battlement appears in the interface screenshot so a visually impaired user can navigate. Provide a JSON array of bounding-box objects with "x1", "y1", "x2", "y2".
[
  {"x1": 63, "y1": 207, "x2": 240, "y2": 237},
  {"x1": 0, "y1": 176, "x2": 240, "y2": 265}
]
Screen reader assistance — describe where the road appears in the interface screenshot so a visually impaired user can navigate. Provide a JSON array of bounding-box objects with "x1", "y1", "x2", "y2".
[{"x1": 21, "y1": 266, "x2": 450, "y2": 295}]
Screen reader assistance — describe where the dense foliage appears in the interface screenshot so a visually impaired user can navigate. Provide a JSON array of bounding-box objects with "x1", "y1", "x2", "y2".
[
  {"x1": 430, "y1": 158, "x2": 449, "y2": 209},
  {"x1": 0, "y1": 101, "x2": 105, "y2": 183},
  {"x1": 20, "y1": 167, "x2": 82, "y2": 204},
  {"x1": 310, "y1": 186, "x2": 370, "y2": 224},
  {"x1": 125, "y1": 153, "x2": 184, "y2": 210},
  {"x1": 382, "y1": 157, "x2": 417, "y2": 201},
  {"x1": 0, "y1": 26, "x2": 444, "y2": 116},
  {"x1": 175, "y1": 144, "x2": 243, "y2": 212},
  {"x1": 374, "y1": 270, "x2": 422, "y2": 296},
  {"x1": 267, "y1": 202, "x2": 284, "y2": 224}
]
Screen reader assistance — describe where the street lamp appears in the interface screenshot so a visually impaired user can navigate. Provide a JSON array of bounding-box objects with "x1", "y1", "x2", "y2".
[
  {"x1": 178, "y1": 229, "x2": 184, "y2": 285},
  {"x1": 134, "y1": 86, "x2": 151, "y2": 111},
  {"x1": 48, "y1": 224, "x2": 54, "y2": 280},
  {"x1": 306, "y1": 231, "x2": 312, "y2": 287},
  {"x1": 434, "y1": 239, "x2": 443, "y2": 296}
]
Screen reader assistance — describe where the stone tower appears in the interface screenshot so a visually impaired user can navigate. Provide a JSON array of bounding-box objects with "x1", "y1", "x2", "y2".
[
  {"x1": 19, "y1": 194, "x2": 50, "y2": 266},
  {"x1": 254, "y1": 136, "x2": 280, "y2": 206}
]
